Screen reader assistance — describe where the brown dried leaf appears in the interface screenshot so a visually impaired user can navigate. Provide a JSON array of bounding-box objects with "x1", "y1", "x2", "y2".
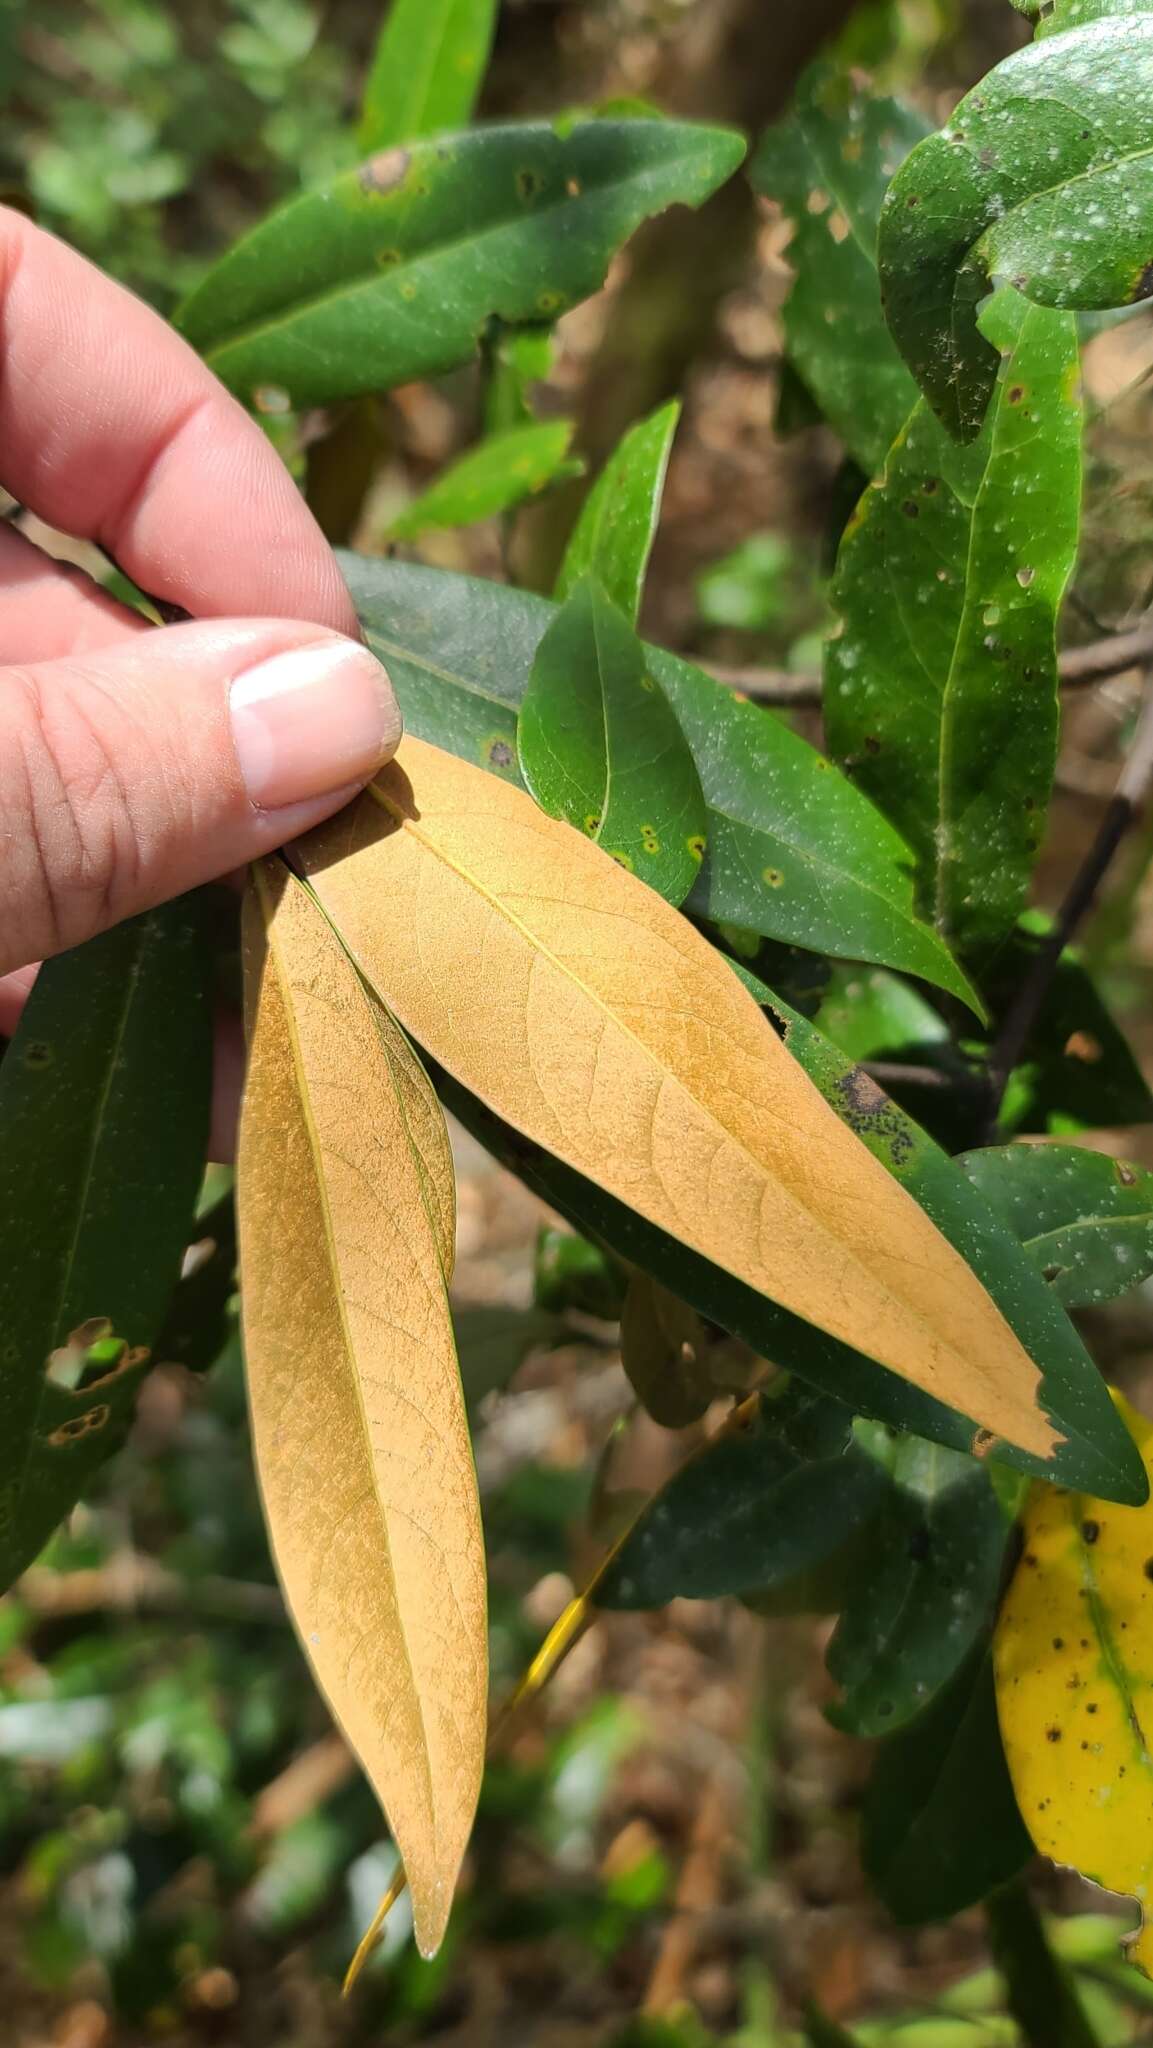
[
  {"x1": 299, "y1": 738, "x2": 1058, "y2": 1460},
  {"x1": 238, "y1": 860, "x2": 485, "y2": 1957}
]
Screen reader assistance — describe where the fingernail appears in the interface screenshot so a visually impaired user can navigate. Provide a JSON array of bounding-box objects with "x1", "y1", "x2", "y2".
[{"x1": 230, "y1": 638, "x2": 400, "y2": 810}]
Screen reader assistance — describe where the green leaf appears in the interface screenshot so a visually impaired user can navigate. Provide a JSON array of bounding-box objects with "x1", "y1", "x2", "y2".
[
  {"x1": 556, "y1": 400, "x2": 680, "y2": 621},
  {"x1": 518, "y1": 578, "x2": 708, "y2": 906},
  {"x1": 1038, "y1": 0, "x2": 1153, "y2": 31},
  {"x1": 153, "y1": 1187, "x2": 237, "y2": 1376},
  {"x1": 359, "y1": 0, "x2": 498, "y2": 153},
  {"x1": 861, "y1": 1643, "x2": 1032, "y2": 1924},
  {"x1": 815, "y1": 965, "x2": 950, "y2": 1062},
  {"x1": 878, "y1": 19, "x2": 1153, "y2": 438},
  {"x1": 339, "y1": 553, "x2": 981, "y2": 1007},
  {"x1": 741, "y1": 972, "x2": 1146, "y2": 1505},
  {"x1": 956, "y1": 1144, "x2": 1153, "y2": 1308},
  {"x1": 750, "y1": 65, "x2": 925, "y2": 472},
  {"x1": 453, "y1": 1305, "x2": 563, "y2": 1413},
  {"x1": 597, "y1": 1386, "x2": 890, "y2": 1608},
  {"x1": 985, "y1": 1883, "x2": 1101, "y2": 2048},
  {"x1": 988, "y1": 926, "x2": 1153, "y2": 1135},
  {"x1": 389, "y1": 420, "x2": 581, "y2": 538},
  {"x1": 177, "y1": 120, "x2": 746, "y2": 408},
  {"x1": 824, "y1": 290, "x2": 1082, "y2": 966},
  {"x1": 0, "y1": 902, "x2": 212, "y2": 1589},
  {"x1": 825, "y1": 1434, "x2": 1009, "y2": 1735},
  {"x1": 484, "y1": 323, "x2": 554, "y2": 434}
]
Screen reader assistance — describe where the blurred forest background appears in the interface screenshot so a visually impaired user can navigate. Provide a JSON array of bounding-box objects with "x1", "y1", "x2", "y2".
[{"x1": 6, "y1": 2, "x2": 1153, "y2": 2045}]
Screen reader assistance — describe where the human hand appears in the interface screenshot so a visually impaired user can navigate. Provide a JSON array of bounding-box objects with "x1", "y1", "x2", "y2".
[{"x1": 0, "y1": 206, "x2": 399, "y2": 1026}]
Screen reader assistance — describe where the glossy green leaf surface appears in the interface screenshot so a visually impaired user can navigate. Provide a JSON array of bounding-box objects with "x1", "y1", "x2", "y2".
[
  {"x1": 862, "y1": 1643, "x2": 1032, "y2": 1924},
  {"x1": 1038, "y1": 0, "x2": 1153, "y2": 31},
  {"x1": 878, "y1": 19, "x2": 1153, "y2": 438},
  {"x1": 825, "y1": 1433, "x2": 1009, "y2": 1735},
  {"x1": 825, "y1": 290, "x2": 1082, "y2": 965},
  {"x1": 753, "y1": 979, "x2": 1146, "y2": 1504},
  {"x1": 389, "y1": 420, "x2": 580, "y2": 538},
  {"x1": 0, "y1": 902, "x2": 212, "y2": 1590},
  {"x1": 556, "y1": 400, "x2": 680, "y2": 620},
  {"x1": 518, "y1": 578, "x2": 707, "y2": 906},
  {"x1": 597, "y1": 1387, "x2": 890, "y2": 1608},
  {"x1": 177, "y1": 120, "x2": 745, "y2": 408},
  {"x1": 751, "y1": 66, "x2": 924, "y2": 472},
  {"x1": 359, "y1": 0, "x2": 498, "y2": 153},
  {"x1": 957, "y1": 1144, "x2": 1153, "y2": 1308},
  {"x1": 339, "y1": 553, "x2": 979, "y2": 1005}
]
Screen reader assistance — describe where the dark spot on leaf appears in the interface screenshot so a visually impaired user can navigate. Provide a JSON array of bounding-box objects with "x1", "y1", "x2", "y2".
[
  {"x1": 516, "y1": 167, "x2": 543, "y2": 200},
  {"x1": 1046, "y1": 1726, "x2": 1062, "y2": 1742},
  {"x1": 359, "y1": 147, "x2": 410, "y2": 195},
  {"x1": 376, "y1": 247, "x2": 402, "y2": 267},
  {"x1": 902, "y1": 499, "x2": 920, "y2": 518},
  {"x1": 23, "y1": 1040, "x2": 53, "y2": 1069},
  {"x1": 686, "y1": 835, "x2": 706, "y2": 863},
  {"x1": 1024, "y1": 1553, "x2": 1039, "y2": 1568},
  {"x1": 921, "y1": 477, "x2": 938, "y2": 495},
  {"x1": 1132, "y1": 261, "x2": 1153, "y2": 305},
  {"x1": 1042, "y1": 1264, "x2": 1064, "y2": 1284},
  {"x1": 834, "y1": 1068, "x2": 914, "y2": 1167},
  {"x1": 1007, "y1": 385, "x2": 1025, "y2": 405},
  {"x1": 762, "y1": 867, "x2": 784, "y2": 888},
  {"x1": 906, "y1": 194, "x2": 920, "y2": 209},
  {"x1": 49, "y1": 1404, "x2": 112, "y2": 1445},
  {"x1": 1086, "y1": 1701, "x2": 1098, "y2": 1714},
  {"x1": 864, "y1": 735, "x2": 881, "y2": 756},
  {"x1": 488, "y1": 740, "x2": 513, "y2": 769},
  {"x1": 1144, "y1": 1558, "x2": 1153, "y2": 1581},
  {"x1": 1052, "y1": 1637, "x2": 1064, "y2": 1651},
  {"x1": 1081, "y1": 1519, "x2": 1100, "y2": 1545}
]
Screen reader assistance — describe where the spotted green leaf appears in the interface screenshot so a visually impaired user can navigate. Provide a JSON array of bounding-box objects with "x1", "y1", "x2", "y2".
[
  {"x1": 879, "y1": 19, "x2": 1153, "y2": 438},
  {"x1": 750, "y1": 66, "x2": 925, "y2": 472},
  {"x1": 862, "y1": 1642, "x2": 1032, "y2": 1924},
  {"x1": 359, "y1": 0, "x2": 498, "y2": 153},
  {"x1": 956, "y1": 1144, "x2": 1153, "y2": 1309},
  {"x1": 0, "y1": 901, "x2": 212, "y2": 1590},
  {"x1": 518, "y1": 578, "x2": 707, "y2": 906},
  {"x1": 556, "y1": 400, "x2": 680, "y2": 621},
  {"x1": 597, "y1": 1386, "x2": 890, "y2": 1608},
  {"x1": 826, "y1": 1432, "x2": 1010, "y2": 1735},
  {"x1": 339, "y1": 552, "x2": 981, "y2": 1007},
  {"x1": 177, "y1": 120, "x2": 745, "y2": 409},
  {"x1": 389, "y1": 420, "x2": 581, "y2": 538},
  {"x1": 824, "y1": 290, "x2": 1082, "y2": 966}
]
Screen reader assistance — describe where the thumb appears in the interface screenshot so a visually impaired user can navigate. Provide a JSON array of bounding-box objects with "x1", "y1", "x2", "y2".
[{"x1": 0, "y1": 617, "x2": 400, "y2": 976}]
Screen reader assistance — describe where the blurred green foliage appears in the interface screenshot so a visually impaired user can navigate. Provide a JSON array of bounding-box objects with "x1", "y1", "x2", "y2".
[{"x1": 0, "y1": 0, "x2": 359, "y2": 305}]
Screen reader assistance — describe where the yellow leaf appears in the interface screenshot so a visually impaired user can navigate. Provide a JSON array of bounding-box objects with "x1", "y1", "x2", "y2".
[
  {"x1": 995, "y1": 1394, "x2": 1153, "y2": 1973},
  {"x1": 299, "y1": 735, "x2": 1057, "y2": 1460},
  {"x1": 237, "y1": 859, "x2": 486, "y2": 1958}
]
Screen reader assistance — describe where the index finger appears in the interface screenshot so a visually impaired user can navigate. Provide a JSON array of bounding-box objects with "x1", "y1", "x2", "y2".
[{"x1": 0, "y1": 208, "x2": 358, "y2": 636}]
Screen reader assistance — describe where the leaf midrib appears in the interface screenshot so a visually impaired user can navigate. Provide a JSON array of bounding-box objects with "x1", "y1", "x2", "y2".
[
  {"x1": 364, "y1": 782, "x2": 1035, "y2": 1413},
  {"x1": 199, "y1": 130, "x2": 725, "y2": 360},
  {"x1": 260, "y1": 880, "x2": 438, "y2": 1863}
]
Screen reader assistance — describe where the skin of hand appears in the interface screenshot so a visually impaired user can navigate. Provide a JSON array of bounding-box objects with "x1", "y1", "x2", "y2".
[{"x1": 0, "y1": 207, "x2": 402, "y2": 1152}]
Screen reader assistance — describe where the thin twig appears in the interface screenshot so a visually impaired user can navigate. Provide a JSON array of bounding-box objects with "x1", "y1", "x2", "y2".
[
  {"x1": 986, "y1": 671, "x2": 1153, "y2": 1131},
  {"x1": 707, "y1": 624, "x2": 1153, "y2": 708}
]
